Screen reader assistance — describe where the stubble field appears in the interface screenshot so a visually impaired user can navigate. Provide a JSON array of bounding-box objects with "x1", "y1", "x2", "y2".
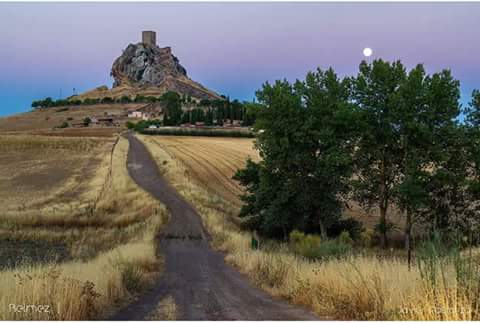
[
  {"x1": 0, "y1": 134, "x2": 167, "y2": 319},
  {"x1": 140, "y1": 135, "x2": 260, "y2": 206}
]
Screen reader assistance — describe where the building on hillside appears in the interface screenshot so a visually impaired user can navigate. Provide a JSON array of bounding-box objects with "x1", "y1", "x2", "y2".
[
  {"x1": 89, "y1": 117, "x2": 98, "y2": 125},
  {"x1": 128, "y1": 110, "x2": 143, "y2": 118}
]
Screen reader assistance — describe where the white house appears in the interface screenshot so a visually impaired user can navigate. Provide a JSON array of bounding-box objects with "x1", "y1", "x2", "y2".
[{"x1": 128, "y1": 110, "x2": 143, "y2": 118}]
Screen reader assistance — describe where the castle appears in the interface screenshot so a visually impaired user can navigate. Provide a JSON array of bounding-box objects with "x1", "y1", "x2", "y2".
[{"x1": 142, "y1": 31, "x2": 156, "y2": 46}]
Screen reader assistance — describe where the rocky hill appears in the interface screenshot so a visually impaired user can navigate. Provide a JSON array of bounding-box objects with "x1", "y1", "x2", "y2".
[{"x1": 74, "y1": 36, "x2": 222, "y2": 101}]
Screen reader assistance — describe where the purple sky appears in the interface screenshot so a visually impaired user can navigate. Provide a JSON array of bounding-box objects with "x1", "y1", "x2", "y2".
[{"x1": 1, "y1": 2, "x2": 479, "y2": 116}]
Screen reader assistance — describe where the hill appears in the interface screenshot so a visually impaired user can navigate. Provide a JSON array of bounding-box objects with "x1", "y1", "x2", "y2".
[
  {"x1": 73, "y1": 31, "x2": 222, "y2": 102},
  {"x1": 0, "y1": 103, "x2": 145, "y2": 135}
]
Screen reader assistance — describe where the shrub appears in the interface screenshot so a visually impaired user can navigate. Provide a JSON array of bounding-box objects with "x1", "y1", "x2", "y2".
[
  {"x1": 338, "y1": 231, "x2": 354, "y2": 245},
  {"x1": 125, "y1": 121, "x2": 136, "y2": 129},
  {"x1": 119, "y1": 262, "x2": 145, "y2": 293},
  {"x1": 360, "y1": 229, "x2": 374, "y2": 247},
  {"x1": 118, "y1": 95, "x2": 132, "y2": 103},
  {"x1": 374, "y1": 220, "x2": 396, "y2": 238},
  {"x1": 56, "y1": 122, "x2": 69, "y2": 129},
  {"x1": 328, "y1": 217, "x2": 364, "y2": 241},
  {"x1": 312, "y1": 240, "x2": 352, "y2": 260},
  {"x1": 101, "y1": 97, "x2": 114, "y2": 104},
  {"x1": 289, "y1": 230, "x2": 322, "y2": 259}
]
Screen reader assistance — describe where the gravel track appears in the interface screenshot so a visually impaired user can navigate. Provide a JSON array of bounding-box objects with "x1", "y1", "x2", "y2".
[{"x1": 111, "y1": 133, "x2": 318, "y2": 320}]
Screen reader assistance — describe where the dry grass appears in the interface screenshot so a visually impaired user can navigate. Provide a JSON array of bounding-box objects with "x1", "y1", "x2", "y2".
[
  {"x1": 0, "y1": 241, "x2": 161, "y2": 320},
  {"x1": 0, "y1": 134, "x2": 168, "y2": 319},
  {"x1": 145, "y1": 295, "x2": 177, "y2": 320},
  {"x1": 138, "y1": 133, "x2": 478, "y2": 320}
]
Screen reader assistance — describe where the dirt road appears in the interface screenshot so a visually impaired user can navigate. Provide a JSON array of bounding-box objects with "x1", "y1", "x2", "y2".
[{"x1": 112, "y1": 133, "x2": 317, "y2": 320}]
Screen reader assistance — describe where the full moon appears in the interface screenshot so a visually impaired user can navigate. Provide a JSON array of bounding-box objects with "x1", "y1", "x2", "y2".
[{"x1": 363, "y1": 47, "x2": 373, "y2": 57}]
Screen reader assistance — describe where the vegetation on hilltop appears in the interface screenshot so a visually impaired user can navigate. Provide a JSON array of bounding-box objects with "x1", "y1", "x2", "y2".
[{"x1": 32, "y1": 91, "x2": 261, "y2": 128}]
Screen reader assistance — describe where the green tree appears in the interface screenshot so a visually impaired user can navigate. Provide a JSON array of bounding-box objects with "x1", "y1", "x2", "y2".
[
  {"x1": 234, "y1": 68, "x2": 358, "y2": 239},
  {"x1": 83, "y1": 117, "x2": 92, "y2": 127},
  {"x1": 118, "y1": 95, "x2": 132, "y2": 103},
  {"x1": 242, "y1": 102, "x2": 263, "y2": 126},
  {"x1": 394, "y1": 65, "x2": 461, "y2": 264},
  {"x1": 101, "y1": 97, "x2": 114, "y2": 103},
  {"x1": 351, "y1": 59, "x2": 407, "y2": 248},
  {"x1": 160, "y1": 91, "x2": 182, "y2": 125}
]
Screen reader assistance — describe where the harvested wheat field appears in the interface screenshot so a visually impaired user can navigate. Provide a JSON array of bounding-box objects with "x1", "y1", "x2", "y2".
[
  {"x1": 139, "y1": 135, "x2": 260, "y2": 205},
  {"x1": 0, "y1": 135, "x2": 114, "y2": 214},
  {"x1": 0, "y1": 134, "x2": 168, "y2": 319}
]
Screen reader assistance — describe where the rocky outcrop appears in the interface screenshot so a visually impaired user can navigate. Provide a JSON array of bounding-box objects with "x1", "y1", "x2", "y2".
[
  {"x1": 110, "y1": 43, "x2": 221, "y2": 100},
  {"x1": 73, "y1": 41, "x2": 222, "y2": 102},
  {"x1": 111, "y1": 44, "x2": 187, "y2": 87}
]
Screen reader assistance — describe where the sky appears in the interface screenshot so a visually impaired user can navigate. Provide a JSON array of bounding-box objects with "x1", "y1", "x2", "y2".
[{"x1": 0, "y1": 2, "x2": 479, "y2": 117}]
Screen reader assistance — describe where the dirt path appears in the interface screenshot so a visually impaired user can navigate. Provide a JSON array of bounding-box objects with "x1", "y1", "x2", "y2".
[{"x1": 111, "y1": 133, "x2": 318, "y2": 320}]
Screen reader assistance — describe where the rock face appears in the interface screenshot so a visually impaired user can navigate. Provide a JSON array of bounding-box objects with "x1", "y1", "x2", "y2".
[
  {"x1": 110, "y1": 43, "x2": 220, "y2": 100},
  {"x1": 111, "y1": 44, "x2": 186, "y2": 87}
]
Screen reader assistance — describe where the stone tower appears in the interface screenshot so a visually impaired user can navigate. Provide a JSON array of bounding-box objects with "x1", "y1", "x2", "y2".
[{"x1": 142, "y1": 31, "x2": 156, "y2": 46}]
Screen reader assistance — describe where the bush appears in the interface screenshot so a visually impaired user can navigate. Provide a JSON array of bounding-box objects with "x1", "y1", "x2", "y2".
[
  {"x1": 373, "y1": 220, "x2": 397, "y2": 241},
  {"x1": 118, "y1": 95, "x2": 132, "y2": 103},
  {"x1": 101, "y1": 97, "x2": 113, "y2": 104},
  {"x1": 119, "y1": 262, "x2": 145, "y2": 293},
  {"x1": 359, "y1": 229, "x2": 374, "y2": 247},
  {"x1": 289, "y1": 230, "x2": 322, "y2": 259},
  {"x1": 289, "y1": 230, "x2": 352, "y2": 260},
  {"x1": 56, "y1": 122, "x2": 69, "y2": 129},
  {"x1": 125, "y1": 121, "x2": 136, "y2": 129},
  {"x1": 338, "y1": 231, "x2": 354, "y2": 245},
  {"x1": 328, "y1": 217, "x2": 364, "y2": 241},
  {"x1": 312, "y1": 240, "x2": 352, "y2": 260}
]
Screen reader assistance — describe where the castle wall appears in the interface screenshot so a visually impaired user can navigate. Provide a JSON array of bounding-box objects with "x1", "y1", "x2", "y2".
[{"x1": 142, "y1": 31, "x2": 156, "y2": 46}]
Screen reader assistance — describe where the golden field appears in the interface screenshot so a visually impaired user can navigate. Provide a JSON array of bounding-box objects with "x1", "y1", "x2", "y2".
[
  {"x1": 0, "y1": 134, "x2": 167, "y2": 319},
  {"x1": 138, "y1": 133, "x2": 479, "y2": 320},
  {"x1": 140, "y1": 135, "x2": 260, "y2": 206}
]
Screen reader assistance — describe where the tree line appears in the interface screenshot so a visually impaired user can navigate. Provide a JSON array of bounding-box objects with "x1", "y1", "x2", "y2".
[
  {"x1": 160, "y1": 92, "x2": 261, "y2": 127},
  {"x1": 32, "y1": 92, "x2": 261, "y2": 127},
  {"x1": 234, "y1": 59, "x2": 480, "y2": 254}
]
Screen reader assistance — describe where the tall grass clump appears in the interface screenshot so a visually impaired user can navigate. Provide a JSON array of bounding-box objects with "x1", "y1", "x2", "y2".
[
  {"x1": 0, "y1": 241, "x2": 160, "y2": 320},
  {"x1": 398, "y1": 233, "x2": 480, "y2": 320}
]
